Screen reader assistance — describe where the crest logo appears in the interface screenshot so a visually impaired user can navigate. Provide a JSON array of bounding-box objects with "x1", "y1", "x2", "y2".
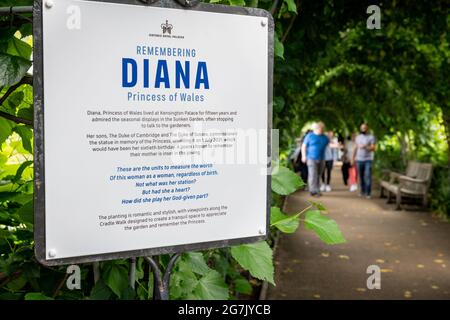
[{"x1": 161, "y1": 20, "x2": 173, "y2": 34}]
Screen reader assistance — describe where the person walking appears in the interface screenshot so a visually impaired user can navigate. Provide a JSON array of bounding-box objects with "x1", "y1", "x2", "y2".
[
  {"x1": 320, "y1": 131, "x2": 340, "y2": 192},
  {"x1": 289, "y1": 138, "x2": 302, "y2": 174},
  {"x1": 345, "y1": 133, "x2": 358, "y2": 192},
  {"x1": 301, "y1": 122, "x2": 329, "y2": 197},
  {"x1": 352, "y1": 123, "x2": 376, "y2": 198},
  {"x1": 341, "y1": 136, "x2": 351, "y2": 186}
]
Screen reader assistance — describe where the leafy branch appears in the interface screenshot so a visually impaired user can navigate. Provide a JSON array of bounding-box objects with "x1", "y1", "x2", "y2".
[{"x1": 0, "y1": 74, "x2": 33, "y2": 125}]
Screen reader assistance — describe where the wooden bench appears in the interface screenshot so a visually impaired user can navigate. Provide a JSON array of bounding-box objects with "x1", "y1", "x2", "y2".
[{"x1": 380, "y1": 161, "x2": 433, "y2": 210}]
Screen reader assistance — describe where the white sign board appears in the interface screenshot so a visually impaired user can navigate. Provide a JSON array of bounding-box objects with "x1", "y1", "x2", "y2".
[{"x1": 34, "y1": 0, "x2": 273, "y2": 265}]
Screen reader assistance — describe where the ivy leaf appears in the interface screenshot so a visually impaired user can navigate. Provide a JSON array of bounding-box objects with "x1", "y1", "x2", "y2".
[
  {"x1": 13, "y1": 125, "x2": 33, "y2": 154},
  {"x1": 102, "y1": 263, "x2": 130, "y2": 298},
  {"x1": 270, "y1": 206, "x2": 300, "y2": 233},
  {"x1": 0, "y1": 53, "x2": 31, "y2": 87},
  {"x1": 191, "y1": 270, "x2": 229, "y2": 300},
  {"x1": 16, "y1": 107, "x2": 33, "y2": 121},
  {"x1": 231, "y1": 242, "x2": 274, "y2": 285},
  {"x1": 7, "y1": 36, "x2": 32, "y2": 60},
  {"x1": 271, "y1": 165, "x2": 304, "y2": 195},
  {"x1": 283, "y1": 0, "x2": 298, "y2": 14},
  {"x1": 3, "y1": 91, "x2": 24, "y2": 114},
  {"x1": 304, "y1": 210, "x2": 346, "y2": 245},
  {"x1": 0, "y1": 118, "x2": 14, "y2": 146}
]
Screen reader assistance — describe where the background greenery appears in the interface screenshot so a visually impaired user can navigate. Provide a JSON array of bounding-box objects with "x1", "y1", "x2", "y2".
[{"x1": 0, "y1": 0, "x2": 448, "y2": 299}]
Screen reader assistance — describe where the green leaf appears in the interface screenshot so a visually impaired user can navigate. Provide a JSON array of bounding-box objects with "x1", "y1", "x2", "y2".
[
  {"x1": 183, "y1": 252, "x2": 210, "y2": 276},
  {"x1": 5, "y1": 274, "x2": 27, "y2": 291},
  {"x1": 102, "y1": 263, "x2": 129, "y2": 298},
  {"x1": 172, "y1": 258, "x2": 200, "y2": 298},
  {"x1": 0, "y1": 53, "x2": 31, "y2": 87},
  {"x1": 270, "y1": 206, "x2": 300, "y2": 233},
  {"x1": 231, "y1": 242, "x2": 274, "y2": 285},
  {"x1": 283, "y1": 0, "x2": 298, "y2": 14},
  {"x1": 271, "y1": 165, "x2": 304, "y2": 195},
  {"x1": 120, "y1": 286, "x2": 136, "y2": 300},
  {"x1": 192, "y1": 270, "x2": 228, "y2": 300},
  {"x1": 7, "y1": 37, "x2": 32, "y2": 60},
  {"x1": 19, "y1": 23, "x2": 33, "y2": 37},
  {"x1": 304, "y1": 210, "x2": 346, "y2": 245},
  {"x1": 13, "y1": 125, "x2": 33, "y2": 153},
  {"x1": 234, "y1": 277, "x2": 252, "y2": 295},
  {"x1": 16, "y1": 107, "x2": 33, "y2": 122},
  {"x1": 274, "y1": 33, "x2": 284, "y2": 59},
  {"x1": 17, "y1": 200, "x2": 33, "y2": 225},
  {"x1": 3, "y1": 91, "x2": 24, "y2": 113},
  {"x1": 0, "y1": 118, "x2": 13, "y2": 146},
  {"x1": 90, "y1": 280, "x2": 114, "y2": 300},
  {"x1": 24, "y1": 292, "x2": 54, "y2": 300}
]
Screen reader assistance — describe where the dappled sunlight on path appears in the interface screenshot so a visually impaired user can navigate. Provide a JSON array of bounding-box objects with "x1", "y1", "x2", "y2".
[{"x1": 267, "y1": 165, "x2": 450, "y2": 300}]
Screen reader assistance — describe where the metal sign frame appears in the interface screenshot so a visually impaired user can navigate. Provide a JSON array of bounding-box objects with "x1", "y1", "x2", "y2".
[{"x1": 33, "y1": 0, "x2": 274, "y2": 266}]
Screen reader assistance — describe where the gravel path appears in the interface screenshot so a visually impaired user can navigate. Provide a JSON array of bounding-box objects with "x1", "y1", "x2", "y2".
[{"x1": 267, "y1": 166, "x2": 450, "y2": 299}]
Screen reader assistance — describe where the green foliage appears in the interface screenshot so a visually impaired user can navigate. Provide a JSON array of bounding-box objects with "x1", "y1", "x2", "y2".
[
  {"x1": 271, "y1": 165, "x2": 304, "y2": 195},
  {"x1": 89, "y1": 280, "x2": 114, "y2": 300},
  {"x1": 0, "y1": 54, "x2": 31, "y2": 87},
  {"x1": 304, "y1": 210, "x2": 346, "y2": 245},
  {"x1": 270, "y1": 206, "x2": 299, "y2": 233},
  {"x1": 0, "y1": 118, "x2": 14, "y2": 145},
  {"x1": 283, "y1": 0, "x2": 297, "y2": 14},
  {"x1": 24, "y1": 292, "x2": 54, "y2": 300},
  {"x1": 190, "y1": 270, "x2": 229, "y2": 299},
  {"x1": 170, "y1": 252, "x2": 228, "y2": 300},
  {"x1": 230, "y1": 242, "x2": 274, "y2": 285},
  {"x1": 274, "y1": 33, "x2": 284, "y2": 60},
  {"x1": 102, "y1": 262, "x2": 131, "y2": 299}
]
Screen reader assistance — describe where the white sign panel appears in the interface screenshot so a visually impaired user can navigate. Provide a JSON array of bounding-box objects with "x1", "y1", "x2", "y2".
[{"x1": 34, "y1": 0, "x2": 273, "y2": 264}]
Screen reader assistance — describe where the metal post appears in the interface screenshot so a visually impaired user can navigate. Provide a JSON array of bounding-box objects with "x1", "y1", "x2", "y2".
[
  {"x1": 145, "y1": 253, "x2": 180, "y2": 300},
  {"x1": 92, "y1": 262, "x2": 100, "y2": 283},
  {"x1": 129, "y1": 257, "x2": 136, "y2": 289},
  {"x1": 0, "y1": 6, "x2": 33, "y2": 15}
]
